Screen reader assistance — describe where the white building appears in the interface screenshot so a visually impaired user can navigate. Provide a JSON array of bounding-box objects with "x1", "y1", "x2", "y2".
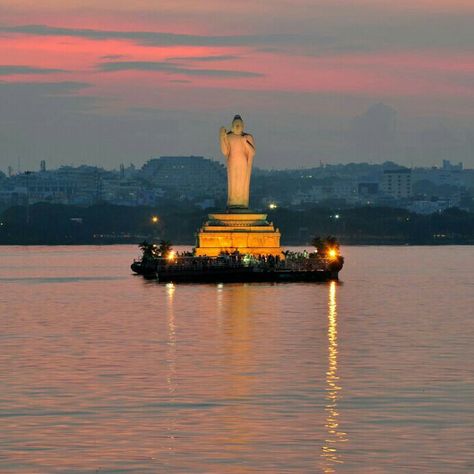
[{"x1": 381, "y1": 169, "x2": 412, "y2": 198}]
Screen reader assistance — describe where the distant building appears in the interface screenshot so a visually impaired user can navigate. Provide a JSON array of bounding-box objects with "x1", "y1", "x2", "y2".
[
  {"x1": 55, "y1": 166, "x2": 110, "y2": 204},
  {"x1": 10, "y1": 171, "x2": 75, "y2": 204},
  {"x1": 442, "y1": 160, "x2": 463, "y2": 171},
  {"x1": 413, "y1": 160, "x2": 465, "y2": 188},
  {"x1": 142, "y1": 156, "x2": 225, "y2": 195},
  {"x1": 407, "y1": 199, "x2": 455, "y2": 215},
  {"x1": 3, "y1": 166, "x2": 113, "y2": 206},
  {"x1": 358, "y1": 182, "x2": 379, "y2": 196},
  {"x1": 381, "y1": 169, "x2": 412, "y2": 198}
]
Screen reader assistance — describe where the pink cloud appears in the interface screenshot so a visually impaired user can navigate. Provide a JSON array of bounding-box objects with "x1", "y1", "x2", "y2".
[{"x1": 2, "y1": 29, "x2": 472, "y2": 104}]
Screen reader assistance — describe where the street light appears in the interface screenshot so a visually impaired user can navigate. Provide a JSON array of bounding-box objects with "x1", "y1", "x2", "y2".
[
  {"x1": 166, "y1": 250, "x2": 177, "y2": 262},
  {"x1": 269, "y1": 203, "x2": 278, "y2": 210},
  {"x1": 327, "y1": 248, "x2": 338, "y2": 260},
  {"x1": 151, "y1": 215, "x2": 159, "y2": 224}
]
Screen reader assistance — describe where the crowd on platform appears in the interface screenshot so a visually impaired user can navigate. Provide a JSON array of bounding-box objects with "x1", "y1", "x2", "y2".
[{"x1": 155, "y1": 249, "x2": 328, "y2": 272}]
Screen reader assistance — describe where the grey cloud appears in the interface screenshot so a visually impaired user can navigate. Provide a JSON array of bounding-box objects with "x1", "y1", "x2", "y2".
[
  {"x1": 2, "y1": 8, "x2": 473, "y2": 61},
  {"x1": 166, "y1": 55, "x2": 238, "y2": 62},
  {"x1": 99, "y1": 61, "x2": 263, "y2": 78},
  {"x1": 100, "y1": 54, "x2": 126, "y2": 60},
  {"x1": 1, "y1": 24, "x2": 296, "y2": 47},
  {"x1": 0, "y1": 80, "x2": 90, "y2": 94},
  {"x1": 169, "y1": 79, "x2": 192, "y2": 83},
  {"x1": 338, "y1": 14, "x2": 474, "y2": 53},
  {"x1": 289, "y1": 10, "x2": 474, "y2": 56},
  {"x1": 0, "y1": 65, "x2": 66, "y2": 75},
  {"x1": 182, "y1": 68, "x2": 262, "y2": 78},
  {"x1": 4, "y1": 21, "x2": 436, "y2": 57}
]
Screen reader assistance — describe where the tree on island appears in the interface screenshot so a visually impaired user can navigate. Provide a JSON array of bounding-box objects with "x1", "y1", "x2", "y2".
[
  {"x1": 157, "y1": 240, "x2": 173, "y2": 257},
  {"x1": 311, "y1": 235, "x2": 340, "y2": 256},
  {"x1": 139, "y1": 239, "x2": 173, "y2": 260},
  {"x1": 139, "y1": 241, "x2": 157, "y2": 260}
]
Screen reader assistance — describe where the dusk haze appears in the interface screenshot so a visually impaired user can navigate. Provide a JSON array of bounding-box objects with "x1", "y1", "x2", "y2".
[{"x1": 1, "y1": 0, "x2": 474, "y2": 169}]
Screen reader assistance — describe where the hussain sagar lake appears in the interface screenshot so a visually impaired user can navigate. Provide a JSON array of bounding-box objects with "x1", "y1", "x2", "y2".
[
  {"x1": 132, "y1": 115, "x2": 344, "y2": 282},
  {"x1": 1, "y1": 245, "x2": 473, "y2": 472}
]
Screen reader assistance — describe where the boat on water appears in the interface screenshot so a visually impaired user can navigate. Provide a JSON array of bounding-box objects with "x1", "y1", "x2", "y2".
[{"x1": 131, "y1": 245, "x2": 344, "y2": 283}]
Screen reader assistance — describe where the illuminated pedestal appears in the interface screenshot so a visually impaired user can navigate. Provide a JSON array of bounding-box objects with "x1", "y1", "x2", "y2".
[{"x1": 195, "y1": 212, "x2": 282, "y2": 257}]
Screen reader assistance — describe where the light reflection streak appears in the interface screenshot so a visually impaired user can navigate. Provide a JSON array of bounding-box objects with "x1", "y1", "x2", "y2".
[
  {"x1": 165, "y1": 283, "x2": 177, "y2": 451},
  {"x1": 216, "y1": 283, "x2": 224, "y2": 328},
  {"x1": 218, "y1": 285, "x2": 254, "y2": 451},
  {"x1": 166, "y1": 283, "x2": 176, "y2": 388},
  {"x1": 322, "y1": 281, "x2": 347, "y2": 473}
]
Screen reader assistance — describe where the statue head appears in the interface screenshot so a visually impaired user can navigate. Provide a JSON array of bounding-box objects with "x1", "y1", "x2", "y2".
[{"x1": 231, "y1": 115, "x2": 244, "y2": 134}]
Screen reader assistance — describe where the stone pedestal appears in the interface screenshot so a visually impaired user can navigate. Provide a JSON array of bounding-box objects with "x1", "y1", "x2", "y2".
[{"x1": 195, "y1": 211, "x2": 282, "y2": 257}]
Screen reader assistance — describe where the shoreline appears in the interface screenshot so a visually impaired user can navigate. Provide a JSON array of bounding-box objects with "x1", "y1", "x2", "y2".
[{"x1": 1, "y1": 241, "x2": 473, "y2": 247}]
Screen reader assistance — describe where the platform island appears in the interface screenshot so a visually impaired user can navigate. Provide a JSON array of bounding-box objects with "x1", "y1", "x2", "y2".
[{"x1": 131, "y1": 115, "x2": 344, "y2": 283}]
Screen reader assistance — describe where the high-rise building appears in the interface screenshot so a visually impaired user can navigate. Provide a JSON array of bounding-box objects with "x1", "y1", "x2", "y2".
[{"x1": 381, "y1": 169, "x2": 412, "y2": 198}]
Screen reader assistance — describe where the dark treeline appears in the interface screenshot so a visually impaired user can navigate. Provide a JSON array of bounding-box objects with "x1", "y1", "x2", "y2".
[{"x1": 0, "y1": 202, "x2": 473, "y2": 245}]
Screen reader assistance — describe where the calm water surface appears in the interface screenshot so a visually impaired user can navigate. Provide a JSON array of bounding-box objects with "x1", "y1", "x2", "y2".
[{"x1": 0, "y1": 245, "x2": 473, "y2": 473}]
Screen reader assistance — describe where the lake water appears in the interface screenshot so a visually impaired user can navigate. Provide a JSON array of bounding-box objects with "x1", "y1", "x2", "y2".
[{"x1": 0, "y1": 245, "x2": 473, "y2": 473}]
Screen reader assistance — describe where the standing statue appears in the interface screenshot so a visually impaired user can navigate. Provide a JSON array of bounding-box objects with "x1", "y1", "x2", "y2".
[{"x1": 220, "y1": 115, "x2": 255, "y2": 209}]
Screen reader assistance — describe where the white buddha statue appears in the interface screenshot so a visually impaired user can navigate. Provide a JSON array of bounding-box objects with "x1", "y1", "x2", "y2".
[{"x1": 219, "y1": 115, "x2": 255, "y2": 209}]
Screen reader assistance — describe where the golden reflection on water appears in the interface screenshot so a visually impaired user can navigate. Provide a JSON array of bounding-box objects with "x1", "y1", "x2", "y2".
[
  {"x1": 322, "y1": 281, "x2": 347, "y2": 472},
  {"x1": 217, "y1": 284, "x2": 255, "y2": 452},
  {"x1": 165, "y1": 282, "x2": 177, "y2": 452},
  {"x1": 166, "y1": 283, "x2": 176, "y2": 388}
]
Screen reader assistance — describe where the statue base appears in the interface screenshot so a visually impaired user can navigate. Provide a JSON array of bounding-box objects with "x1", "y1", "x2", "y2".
[{"x1": 195, "y1": 211, "x2": 282, "y2": 257}]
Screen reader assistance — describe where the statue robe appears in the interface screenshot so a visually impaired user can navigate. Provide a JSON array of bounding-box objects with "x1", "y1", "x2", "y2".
[{"x1": 220, "y1": 132, "x2": 255, "y2": 208}]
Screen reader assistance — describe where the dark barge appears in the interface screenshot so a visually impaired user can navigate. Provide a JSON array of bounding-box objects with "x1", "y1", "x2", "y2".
[{"x1": 131, "y1": 251, "x2": 344, "y2": 283}]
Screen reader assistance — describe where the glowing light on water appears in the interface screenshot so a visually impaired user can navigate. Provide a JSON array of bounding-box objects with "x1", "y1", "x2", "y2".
[
  {"x1": 322, "y1": 281, "x2": 347, "y2": 472},
  {"x1": 166, "y1": 282, "x2": 175, "y2": 298}
]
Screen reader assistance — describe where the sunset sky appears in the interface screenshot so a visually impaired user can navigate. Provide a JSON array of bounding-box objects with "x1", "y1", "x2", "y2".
[{"x1": 1, "y1": 0, "x2": 473, "y2": 169}]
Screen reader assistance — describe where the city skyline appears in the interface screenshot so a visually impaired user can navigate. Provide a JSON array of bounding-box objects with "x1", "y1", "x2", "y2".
[
  {"x1": 1, "y1": 0, "x2": 474, "y2": 170},
  {"x1": 1, "y1": 154, "x2": 470, "y2": 176}
]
